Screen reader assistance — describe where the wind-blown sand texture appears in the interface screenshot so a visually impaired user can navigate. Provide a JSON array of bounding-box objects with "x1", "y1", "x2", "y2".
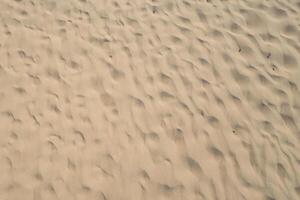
[{"x1": 0, "y1": 0, "x2": 300, "y2": 199}]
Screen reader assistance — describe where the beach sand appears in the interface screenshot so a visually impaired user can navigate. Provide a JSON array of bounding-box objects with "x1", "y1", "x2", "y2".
[{"x1": 0, "y1": 0, "x2": 300, "y2": 199}]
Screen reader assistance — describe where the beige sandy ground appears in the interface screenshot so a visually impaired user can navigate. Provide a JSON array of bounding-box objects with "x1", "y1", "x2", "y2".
[{"x1": 0, "y1": 0, "x2": 300, "y2": 199}]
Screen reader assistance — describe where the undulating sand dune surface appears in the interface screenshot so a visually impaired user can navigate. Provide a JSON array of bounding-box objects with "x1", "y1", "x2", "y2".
[{"x1": 1, "y1": 0, "x2": 300, "y2": 199}]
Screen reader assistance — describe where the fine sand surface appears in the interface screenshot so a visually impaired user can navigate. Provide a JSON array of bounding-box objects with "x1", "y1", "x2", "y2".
[{"x1": 0, "y1": 0, "x2": 300, "y2": 199}]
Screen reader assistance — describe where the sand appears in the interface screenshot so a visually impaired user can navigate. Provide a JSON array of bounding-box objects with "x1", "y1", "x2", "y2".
[{"x1": 0, "y1": 0, "x2": 300, "y2": 199}]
